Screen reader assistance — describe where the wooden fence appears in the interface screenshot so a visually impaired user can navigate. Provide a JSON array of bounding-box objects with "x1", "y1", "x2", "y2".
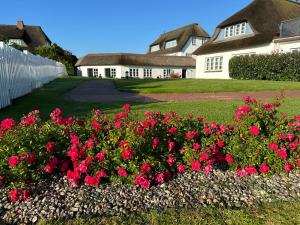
[{"x1": 0, "y1": 41, "x2": 67, "y2": 109}]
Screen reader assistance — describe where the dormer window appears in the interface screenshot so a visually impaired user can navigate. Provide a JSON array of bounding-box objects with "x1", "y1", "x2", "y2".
[
  {"x1": 224, "y1": 22, "x2": 247, "y2": 38},
  {"x1": 165, "y1": 40, "x2": 177, "y2": 49},
  {"x1": 150, "y1": 45, "x2": 160, "y2": 52}
]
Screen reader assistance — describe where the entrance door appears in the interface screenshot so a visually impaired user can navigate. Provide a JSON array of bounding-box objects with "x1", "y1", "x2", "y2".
[
  {"x1": 105, "y1": 68, "x2": 111, "y2": 78},
  {"x1": 182, "y1": 69, "x2": 187, "y2": 79},
  {"x1": 87, "y1": 68, "x2": 93, "y2": 77}
]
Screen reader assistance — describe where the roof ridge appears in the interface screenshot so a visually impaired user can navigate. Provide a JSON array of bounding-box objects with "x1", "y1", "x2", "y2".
[{"x1": 160, "y1": 23, "x2": 198, "y2": 35}]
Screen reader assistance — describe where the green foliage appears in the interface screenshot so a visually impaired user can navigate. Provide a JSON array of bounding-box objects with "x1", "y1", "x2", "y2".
[
  {"x1": 34, "y1": 44, "x2": 77, "y2": 76},
  {"x1": 229, "y1": 53, "x2": 300, "y2": 81}
]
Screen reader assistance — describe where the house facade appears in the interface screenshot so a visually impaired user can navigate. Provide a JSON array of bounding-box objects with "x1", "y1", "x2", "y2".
[
  {"x1": 148, "y1": 23, "x2": 210, "y2": 56},
  {"x1": 0, "y1": 21, "x2": 51, "y2": 51},
  {"x1": 194, "y1": 0, "x2": 300, "y2": 79},
  {"x1": 76, "y1": 53, "x2": 196, "y2": 79}
]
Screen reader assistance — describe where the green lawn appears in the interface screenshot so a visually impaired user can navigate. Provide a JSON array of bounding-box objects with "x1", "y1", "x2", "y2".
[
  {"x1": 0, "y1": 77, "x2": 300, "y2": 124},
  {"x1": 114, "y1": 79, "x2": 300, "y2": 93},
  {"x1": 37, "y1": 201, "x2": 300, "y2": 225}
]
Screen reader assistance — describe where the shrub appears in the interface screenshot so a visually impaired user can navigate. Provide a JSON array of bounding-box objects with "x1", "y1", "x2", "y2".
[
  {"x1": 0, "y1": 98, "x2": 299, "y2": 202},
  {"x1": 229, "y1": 53, "x2": 300, "y2": 81}
]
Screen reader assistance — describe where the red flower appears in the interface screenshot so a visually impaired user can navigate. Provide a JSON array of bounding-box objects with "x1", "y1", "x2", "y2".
[
  {"x1": 225, "y1": 154, "x2": 234, "y2": 164},
  {"x1": 177, "y1": 164, "x2": 186, "y2": 174},
  {"x1": 249, "y1": 126, "x2": 260, "y2": 136},
  {"x1": 245, "y1": 166, "x2": 258, "y2": 175},
  {"x1": 191, "y1": 160, "x2": 201, "y2": 171},
  {"x1": 9, "y1": 189, "x2": 21, "y2": 202},
  {"x1": 117, "y1": 168, "x2": 128, "y2": 177},
  {"x1": 259, "y1": 164, "x2": 270, "y2": 174},
  {"x1": 123, "y1": 104, "x2": 131, "y2": 111},
  {"x1": 122, "y1": 148, "x2": 133, "y2": 160},
  {"x1": 60, "y1": 160, "x2": 70, "y2": 172},
  {"x1": 168, "y1": 141, "x2": 175, "y2": 151},
  {"x1": 91, "y1": 119, "x2": 102, "y2": 132},
  {"x1": 285, "y1": 163, "x2": 294, "y2": 173},
  {"x1": 152, "y1": 137, "x2": 159, "y2": 149},
  {"x1": 96, "y1": 169, "x2": 107, "y2": 178},
  {"x1": 85, "y1": 139, "x2": 94, "y2": 149},
  {"x1": 237, "y1": 168, "x2": 248, "y2": 177},
  {"x1": 96, "y1": 153, "x2": 106, "y2": 163},
  {"x1": 155, "y1": 173, "x2": 164, "y2": 183},
  {"x1": 79, "y1": 163, "x2": 88, "y2": 173},
  {"x1": 1, "y1": 118, "x2": 15, "y2": 131},
  {"x1": 85, "y1": 175, "x2": 100, "y2": 187},
  {"x1": 298, "y1": 160, "x2": 300, "y2": 168},
  {"x1": 193, "y1": 143, "x2": 201, "y2": 151},
  {"x1": 26, "y1": 152, "x2": 35, "y2": 165},
  {"x1": 278, "y1": 134, "x2": 285, "y2": 140},
  {"x1": 203, "y1": 164, "x2": 213, "y2": 174},
  {"x1": 0, "y1": 175, "x2": 3, "y2": 184},
  {"x1": 46, "y1": 142, "x2": 55, "y2": 153},
  {"x1": 186, "y1": 131, "x2": 199, "y2": 139},
  {"x1": 166, "y1": 154, "x2": 176, "y2": 166},
  {"x1": 168, "y1": 127, "x2": 177, "y2": 134},
  {"x1": 20, "y1": 116, "x2": 36, "y2": 126},
  {"x1": 141, "y1": 162, "x2": 151, "y2": 173},
  {"x1": 22, "y1": 189, "x2": 31, "y2": 201},
  {"x1": 149, "y1": 119, "x2": 156, "y2": 127},
  {"x1": 44, "y1": 164, "x2": 54, "y2": 174},
  {"x1": 203, "y1": 127, "x2": 211, "y2": 135},
  {"x1": 217, "y1": 139, "x2": 224, "y2": 148},
  {"x1": 9, "y1": 156, "x2": 19, "y2": 167},
  {"x1": 134, "y1": 174, "x2": 151, "y2": 189},
  {"x1": 268, "y1": 143, "x2": 279, "y2": 151},
  {"x1": 67, "y1": 169, "x2": 80, "y2": 186},
  {"x1": 277, "y1": 148, "x2": 287, "y2": 160},
  {"x1": 199, "y1": 153, "x2": 209, "y2": 161},
  {"x1": 115, "y1": 121, "x2": 122, "y2": 128}
]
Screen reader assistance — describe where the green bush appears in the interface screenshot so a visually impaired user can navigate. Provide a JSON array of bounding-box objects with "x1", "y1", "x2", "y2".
[{"x1": 229, "y1": 53, "x2": 300, "y2": 81}]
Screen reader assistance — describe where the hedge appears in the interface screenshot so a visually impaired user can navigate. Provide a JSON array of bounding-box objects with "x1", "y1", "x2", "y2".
[{"x1": 229, "y1": 52, "x2": 300, "y2": 81}]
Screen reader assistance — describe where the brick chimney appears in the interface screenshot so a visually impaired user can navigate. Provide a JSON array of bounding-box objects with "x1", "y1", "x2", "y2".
[{"x1": 16, "y1": 21, "x2": 24, "y2": 30}]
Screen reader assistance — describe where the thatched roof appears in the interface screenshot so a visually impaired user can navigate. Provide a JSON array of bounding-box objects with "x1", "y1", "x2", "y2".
[
  {"x1": 194, "y1": 0, "x2": 300, "y2": 55},
  {"x1": 148, "y1": 23, "x2": 210, "y2": 55},
  {"x1": 75, "y1": 53, "x2": 196, "y2": 68},
  {"x1": 0, "y1": 22, "x2": 51, "y2": 50}
]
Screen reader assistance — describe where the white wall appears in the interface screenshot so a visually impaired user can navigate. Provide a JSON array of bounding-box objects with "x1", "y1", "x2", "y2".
[
  {"x1": 78, "y1": 65, "x2": 195, "y2": 79},
  {"x1": 196, "y1": 43, "x2": 273, "y2": 79},
  {"x1": 0, "y1": 42, "x2": 67, "y2": 109},
  {"x1": 273, "y1": 39, "x2": 300, "y2": 53}
]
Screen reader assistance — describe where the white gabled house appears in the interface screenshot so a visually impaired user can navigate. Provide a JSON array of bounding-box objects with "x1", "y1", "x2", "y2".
[
  {"x1": 194, "y1": 0, "x2": 300, "y2": 79},
  {"x1": 148, "y1": 23, "x2": 210, "y2": 56},
  {"x1": 76, "y1": 53, "x2": 196, "y2": 79}
]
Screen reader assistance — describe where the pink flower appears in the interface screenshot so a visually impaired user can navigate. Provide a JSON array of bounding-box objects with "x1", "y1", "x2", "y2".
[
  {"x1": 44, "y1": 164, "x2": 54, "y2": 174},
  {"x1": 20, "y1": 116, "x2": 36, "y2": 126},
  {"x1": 193, "y1": 143, "x2": 201, "y2": 151},
  {"x1": 9, "y1": 156, "x2": 19, "y2": 167},
  {"x1": 118, "y1": 168, "x2": 128, "y2": 177},
  {"x1": 1, "y1": 118, "x2": 15, "y2": 131},
  {"x1": 0, "y1": 175, "x2": 3, "y2": 184},
  {"x1": 79, "y1": 163, "x2": 88, "y2": 173},
  {"x1": 237, "y1": 168, "x2": 248, "y2": 177},
  {"x1": 168, "y1": 127, "x2": 177, "y2": 134},
  {"x1": 243, "y1": 96, "x2": 251, "y2": 102},
  {"x1": 123, "y1": 104, "x2": 131, "y2": 111},
  {"x1": 217, "y1": 139, "x2": 224, "y2": 148},
  {"x1": 225, "y1": 154, "x2": 234, "y2": 164},
  {"x1": 268, "y1": 143, "x2": 279, "y2": 151},
  {"x1": 166, "y1": 155, "x2": 176, "y2": 166},
  {"x1": 85, "y1": 139, "x2": 94, "y2": 149},
  {"x1": 249, "y1": 126, "x2": 260, "y2": 136},
  {"x1": 141, "y1": 162, "x2": 151, "y2": 173},
  {"x1": 91, "y1": 119, "x2": 102, "y2": 132},
  {"x1": 186, "y1": 131, "x2": 199, "y2": 139},
  {"x1": 289, "y1": 142, "x2": 297, "y2": 150},
  {"x1": 67, "y1": 170, "x2": 80, "y2": 186},
  {"x1": 278, "y1": 134, "x2": 285, "y2": 140},
  {"x1": 191, "y1": 160, "x2": 201, "y2": 171},
  {"x1": 259, "y1": 164, "x2": 270, "y2": 174},
  {"x1": 177, "y1": 164, "x2": 186, "y2": 174},
  {"x1": 152, "y1": 137, "x2": 159, "y2": 149},
  {"x1": 85, "y1": 175, "x2": 100, "y2": 187},
  {"x1": 22, "y1": 189, "x2": 31, "y2": 201},
  {"x1": 168, "y1": 141, "x2": 175, "y2": 151},
  {"x1": 122, "y1": 148, "x2": 133, "y2": 160},
  {"x1": 285, "y1": 163, "x2": 294, "y2": 173},
  {"x1": 115, "y1": 121, "x2": 122, "y2": 128},
  {"x1": 155, "y1": 173, "x2": 164, "y2": 183},
  {"x1": 134, "y1": 174, "x2": 151, "y2": 189},
  {"x1": 277, "y1": 149, "x2": 287, "y2": 160},
  {"x1": 9, "y1": 189, "x2": 21, "y2": 202},
  {"x1": 287, "y1": 133, "x2": 295, "y2": 142},
  {"x1": 96, "y1": 169, "x2": 107, "y2": 178},
  {"x1": 203, "y1": 164, "x2": 213, "y2": 174},
  {"x1": 245, "y1": 166, "x2": 258, "y2": 175},
  {"x1": 297, "y1": 160, "x2": 300, "y2": 168},
  {"x1": 203, "y1": 127, "x2": 211, "y2": 135},
  {"x1": 199, "y1": 153, "x2": 209, "y2": 161},
  {"x1": 46, "y1": 142, "x2": 55, "y2": 153}
]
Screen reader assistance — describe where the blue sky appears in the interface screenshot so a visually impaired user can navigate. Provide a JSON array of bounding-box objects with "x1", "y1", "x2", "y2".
[{"x1": 0, "y1": 0, "x2": 251, "y2": 57}]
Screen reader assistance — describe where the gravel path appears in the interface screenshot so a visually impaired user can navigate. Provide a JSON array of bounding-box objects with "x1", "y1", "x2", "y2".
[
  {"x1": 1, "y1": 170, "x2": 300, "y2": 224},
  {"x1": 64, "y1": 80, "x2": 300, "y2": 102}
]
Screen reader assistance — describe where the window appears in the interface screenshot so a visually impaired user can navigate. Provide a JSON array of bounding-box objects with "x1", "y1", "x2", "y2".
[
  {"x1": 163, "y1": 68, "x2": 171, "y2": 78},
  {"x1": 143, "y1": 68, "x2": 152, "y2": 78},
  {"x1": 232, "y1": 52, "x2": 256, "y2": 57},
  {"x1": 192, "y1": 37, "x2": 197, "y2": 45},
  {"x1": 165, "y1": 40, "x2": 177, "y2": 49},
  {"x1": 129, "y1": 68, "x2": 139, "y2": 77},
  {"x1": 224, "y1": 22, "x2": 248, "y2": 38},
  {"x1": 205, "y1": 56, "x2": 223, "y2": 72},
  {"x1": 291, "y1": 48, "x2": 300, "y2": 53},
  {"x1": 151, "y1": 45, "x2": 160, "y2": 52},
  {"x1": 93, "y1": 69, "x2": 98, "y2": 77},
  {"x1": 111, "y1": 68, "x2": 116, "y2": 78}
]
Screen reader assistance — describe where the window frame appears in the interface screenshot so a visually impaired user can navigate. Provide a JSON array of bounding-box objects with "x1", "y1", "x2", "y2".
[{"x1": 205, "y1": 56, "x2": 223, "y2": 72}]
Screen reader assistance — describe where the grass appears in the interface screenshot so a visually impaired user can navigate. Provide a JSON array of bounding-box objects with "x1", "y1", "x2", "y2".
[
  {"x1": 37, "y1": 201, "x2": 300, "y2": 225},
  {"x1": 0, "y1": 77, "x2": 300, "y2": 124},
  {"x1": 114, "y1": 79, "x2": 300, "y2": 94}
]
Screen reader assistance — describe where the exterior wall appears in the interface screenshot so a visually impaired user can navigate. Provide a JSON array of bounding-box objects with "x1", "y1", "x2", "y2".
[
  {"x1": 78, "y1": 65, "x2": 195, "y2": 79},
  {"x1": 196, "y1": 43, "x2": 273, "y2": 79},
  {"x1": 274, "y1": 39, "x2": 300, "y2": 53}
]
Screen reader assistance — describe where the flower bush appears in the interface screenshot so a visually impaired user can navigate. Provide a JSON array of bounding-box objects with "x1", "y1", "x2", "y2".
[{"x1": 0, "y1": 97, "x2": 299, "y2": 202}]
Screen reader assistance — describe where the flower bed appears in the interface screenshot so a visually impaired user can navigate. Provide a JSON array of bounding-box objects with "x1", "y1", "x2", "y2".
[{"x1": 0, "y1": 97, "x2": 299, "y2": 203}]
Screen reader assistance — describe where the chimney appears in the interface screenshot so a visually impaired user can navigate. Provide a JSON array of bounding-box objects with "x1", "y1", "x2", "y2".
[{"x1": 16, "y1": 21, "x2": 24, "y2": 30}]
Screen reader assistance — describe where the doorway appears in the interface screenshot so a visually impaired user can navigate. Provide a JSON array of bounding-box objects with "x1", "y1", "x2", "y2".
[
  {"x1": 182, "y1": 69, "x2": 187, "y2": 79},
  {"x1": 105, "y1": 68, "x2": 111, "y2": 78}
]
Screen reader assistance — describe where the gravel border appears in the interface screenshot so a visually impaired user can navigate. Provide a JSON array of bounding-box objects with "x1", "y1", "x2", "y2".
[{"x1": 1, "y1": 170, "x2": 300, "y2": 224}]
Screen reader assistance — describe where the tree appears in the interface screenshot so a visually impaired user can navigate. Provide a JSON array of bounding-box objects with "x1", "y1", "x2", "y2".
[{"x1": 34, "y1": 44, "x2": 78, "y2": 76}]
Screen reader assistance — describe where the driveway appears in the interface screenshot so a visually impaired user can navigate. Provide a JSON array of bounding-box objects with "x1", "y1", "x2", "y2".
[{"x1": 64, "y1": 80, "x2": 300, "y2": 102}]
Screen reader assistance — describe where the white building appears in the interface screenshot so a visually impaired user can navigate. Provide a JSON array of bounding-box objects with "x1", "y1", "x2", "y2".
[
  {"x1": 194, "y1": 0, "x2": 300, "y2": 79},
  {"x1": 76, "y1": 53, "x2": 196, "y2": 79},
  {"x1": 148, "y1": 23, "x2": 210, "y2": 56}
]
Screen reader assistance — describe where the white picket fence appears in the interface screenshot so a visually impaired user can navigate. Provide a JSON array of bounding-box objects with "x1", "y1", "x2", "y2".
[{"x1": 0, "y1": 41, "x2": 67, "y2": 109}]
